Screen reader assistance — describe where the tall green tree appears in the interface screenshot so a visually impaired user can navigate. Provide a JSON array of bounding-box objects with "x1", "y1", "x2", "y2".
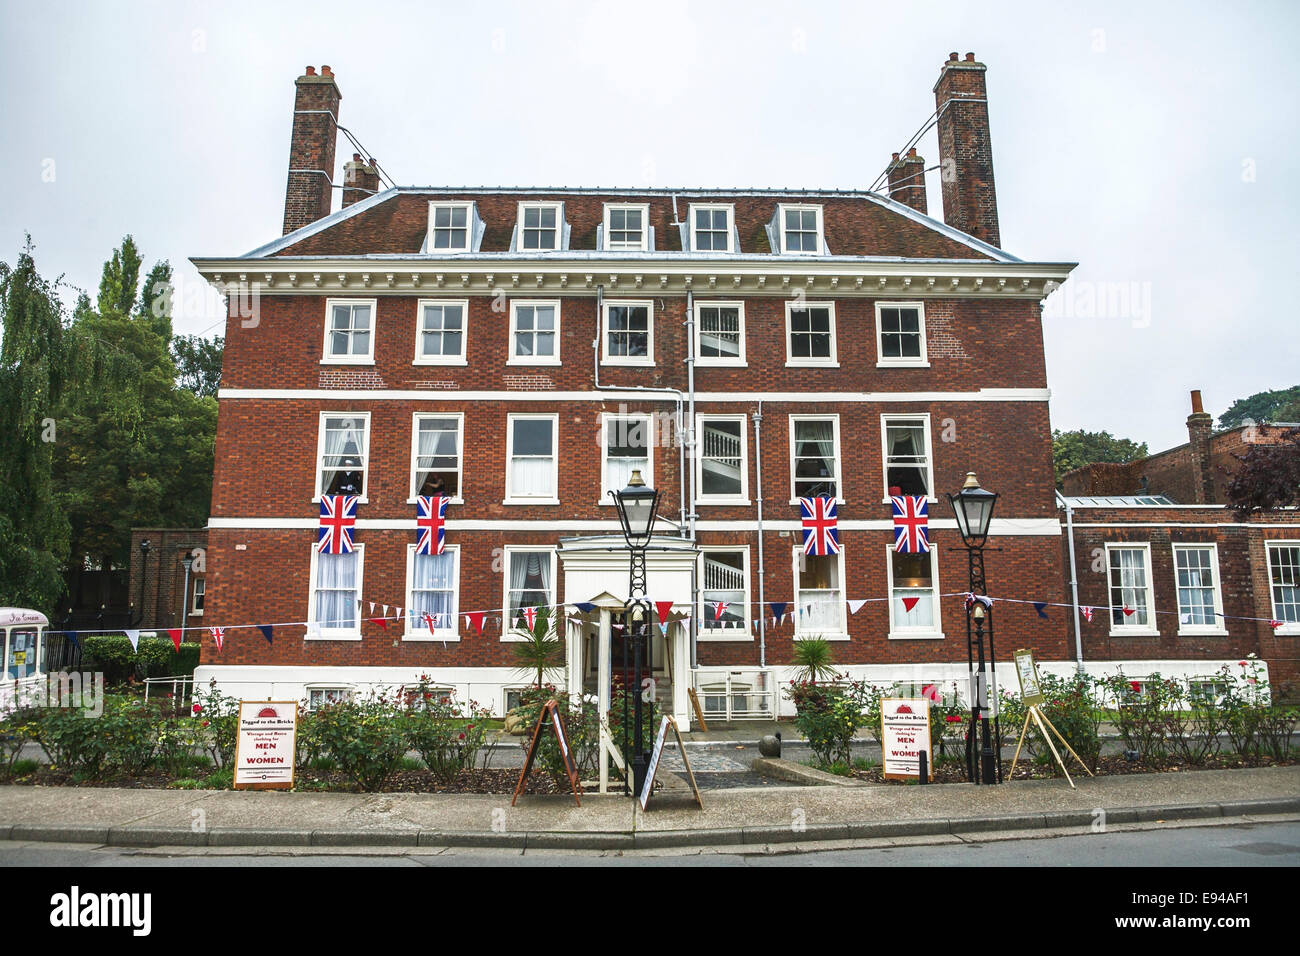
[
  {"x1": 171, "y1": 334, "x2": 224, "y2": 397},
  {"x1": 0, "y1": 240, "x2": 74, "y2": 609},
  {"x1": 136, "y1": 260, "x2": 173, "y2": 342},
  {"x1": 96, "y1": 234, "x2": 142, "y2": 317},
  {"x1": 1218, "y1": 386, "x2": 1300, "y2": 430},
  {"x1": 1052, "y1": 429, "x2": 1148, "y2": 487}
]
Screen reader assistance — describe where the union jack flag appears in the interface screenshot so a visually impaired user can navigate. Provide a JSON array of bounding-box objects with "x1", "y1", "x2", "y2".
[
  {"x1": 209, "y1": 627, "x2": 225, "y2": 652},
  {"x1": 1080, "y1": 606, "x2": 1094, "y2": 623},
  {"x1": 318, "y1": 495, "x2": 358, "y2": 554},
  {"x1": 891, "y1": 495, "x2": 929, "y2": 554},
  {"x1": 520, "y1": 606, "x2": 539, "y2": 631},
  {"x1": 800, "y1": 496, "x2": 840, "y2": 556},
  {"x1": 422, "y1": 611, "x2": 441, "y2": 635},
  {"x1": 416, "y1": 495, "x2": 447, "y2": 556},
  {"x1": 713, "y1": 601, "x2": 729, "y2": 621}
]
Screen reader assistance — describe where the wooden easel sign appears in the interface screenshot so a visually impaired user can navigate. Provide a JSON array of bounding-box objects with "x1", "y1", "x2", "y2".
[
  {"x1": 880, "y1": 698, "x2": 933, "y2": 782},
  {"x1": 639, "y1": 715, "x2": 703, "y2": 810},
  {"x1": 512, "y1": 698, "x2": 583, "y2": 806},
  {"x1": 1009, "y1": 648, "x2": 1095, "y2": 789},
  {"x1": 232, "y1": 701, "x2": 299, "y2": 790}
]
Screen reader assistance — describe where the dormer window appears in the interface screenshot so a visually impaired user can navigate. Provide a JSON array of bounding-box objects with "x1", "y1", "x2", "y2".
[
  {"x1": 602, "y1": 204, "x2": 650, "y2": 251},
  {"x1": 778, "y1": 204, "x2": 824, "y2": 254},
  {"x1": 690, "y1": 204, "x2": 734, "y2": 252},
  {"x1": 425, "y1": 201, "x2": 482, "y2": 253},
  {"x1": 518, "y1": 202, "x2": 562, "y2": 251}
]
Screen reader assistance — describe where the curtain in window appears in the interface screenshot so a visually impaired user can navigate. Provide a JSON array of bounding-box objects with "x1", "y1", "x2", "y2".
[
  {"x1": 886, "y1": 421, "x2": 927, "y2": 495},
  {"x1": 315, "y1": 551, "x2": 358, "y2": 629},
  {"x1": 508, "y1": 553, "x2": 551, "y2": 613},
  {"x1": 511, "y1": 457, "x2": 553, "y2": 496},
  {"x1": 1111, "y1": 550, "x2": 1149, "y2": 624},
  {"x1": 410, "y1": 552, "x2": 454, "y2": 630},
  {"x1": 794, "y1": 419, "x2": 835, "y2": 495}
]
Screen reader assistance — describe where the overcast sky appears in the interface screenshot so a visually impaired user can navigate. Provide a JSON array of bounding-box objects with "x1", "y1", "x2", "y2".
[{"x1": 3, "y1": 0, "x2": 1297, "y2": 451}]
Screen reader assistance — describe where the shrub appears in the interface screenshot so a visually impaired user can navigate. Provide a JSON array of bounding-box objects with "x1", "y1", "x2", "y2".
[
  {"x1": 791, "y1": 637, "x2": 838, "y2": 684},
  {"x1": 78, "y1": 636, "x2": 202, "y2": 684},
  {"x1": 311, "y1": 692, "x2": 410, "y2": 791},
  {"x1": 403, "y1": 678, "x2": 492, "y2": 783},
  {"x1": 0, "y1": 706, "x2": 43, "y2": 775},
  {"x1": 33, "y1": 706, "x2": 112, "y2": 778},
  {"x1": 786, "y1": 679, "x2": 869, "y2": 767},
  {"x1": 515, "y1": 686, "x2": 600, "y2": 782},
  {"x1": 190, "y1": 681, "x2": 239, "y2": 768},
  {"x1": 1037, "y1": 673, "x2": 1104, "y2": 772},
  {"x1": 99, "y1": 697, "x2": 160, "y2": 776},
  {"x1": 1100, "y1": 672, "x2": 1179, "y2": 763}
]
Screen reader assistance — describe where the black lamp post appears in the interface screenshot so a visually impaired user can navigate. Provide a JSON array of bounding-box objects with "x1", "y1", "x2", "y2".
[
  {"x1": 609, "y1": 468, "x2": 662, "y2": 797},
  {"x1": 947, "y1": 472, "x2": 1002, "y2": 785}
]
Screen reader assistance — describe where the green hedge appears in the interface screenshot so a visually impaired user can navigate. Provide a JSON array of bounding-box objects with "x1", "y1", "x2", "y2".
[{"x1": 78, "y1": 636, "x2": 201, "y2": 684}]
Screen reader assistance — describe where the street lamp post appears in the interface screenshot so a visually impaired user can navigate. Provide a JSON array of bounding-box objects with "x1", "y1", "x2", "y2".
[
  {"x1": 947, "y1": 472, "x2": 1002, "y2": 785},
  {"x1": 609, "y1": 469, "x2": 662, "y2": 797},
  {"x1": 180, "y1": 552, "x2": 195, "y2": 631}
]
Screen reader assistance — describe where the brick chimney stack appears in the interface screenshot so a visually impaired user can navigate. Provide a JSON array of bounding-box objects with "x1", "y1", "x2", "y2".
[
  {"x1": 886, "y1": 148, "x2": 928, "y2": 215},
  {"x1": 342, "y1": 153, "x2": 380, "y2": 208},
  {"x1": 934, "y1": 52, "x2": 1000, "y2": 247},
  {"x1": 1187, "y1": 389, "x2": 1216, "y2": 504},
  {"x1": 283, "y1": 65, "x2": 341, "y2": 235}
]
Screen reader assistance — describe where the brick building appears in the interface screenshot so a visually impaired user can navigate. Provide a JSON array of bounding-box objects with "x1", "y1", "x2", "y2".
[
  {"x1": 1059, "y1": 392, "x2": 1300, "y2": 690},
  {"x1": 126, "y1": 530, "x2": 208, "y2": 632},
  {"x1": 191, "y1": 53, "x2": 1089, "y2": 724}
]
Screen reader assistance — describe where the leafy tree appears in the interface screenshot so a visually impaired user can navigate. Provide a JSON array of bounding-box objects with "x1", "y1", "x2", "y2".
[
  {"x1": 0, "y1": 240, "x2": 74, "y2": 609},
  {"x1": 1218, "y1": 386, "x2": 1300, "y2": 430},
  {"x1": 171, "y1": 334, "x2": 224, "y2": 397},
  {"x1": 136, "y1": 261, "x2": 173, "y2": 342},
  {"x1": 96, "y1": 234, "x2": 142, "y2": 317},
  {"x1": 1052, "y1": 429, "x2": 1148, "y2": 487},
  {"x1": 1225, "y1": 426, "x2": 1300, "y2": 518}
]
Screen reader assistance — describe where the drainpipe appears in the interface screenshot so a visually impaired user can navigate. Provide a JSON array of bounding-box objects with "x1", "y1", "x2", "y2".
[
  {"x1": 754, "y1": 402, "x2": 766, "y2": 667},
  {"x1": 1056, "y1": 491, "x2": 1085, "y2": 672},
  {"x1": 685, "y1": 290, "x2": 698, "y2": 670}
]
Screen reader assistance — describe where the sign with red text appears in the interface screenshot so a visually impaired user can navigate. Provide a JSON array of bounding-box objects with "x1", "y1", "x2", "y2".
[
  {"x1": 233, "y1": 701, "x2": 298, "y2": 790},
  {"x1": 881, "y1": 697, "x2": 933, "y2": 782}
]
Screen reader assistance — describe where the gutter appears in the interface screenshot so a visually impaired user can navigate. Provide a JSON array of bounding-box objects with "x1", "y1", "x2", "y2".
[
  {"x1": 754, "y1": 402, "x2": 766, "y2": 667},
  {"x1": 1056, "y1": 491, "x2": 1085, "y2": 671}
]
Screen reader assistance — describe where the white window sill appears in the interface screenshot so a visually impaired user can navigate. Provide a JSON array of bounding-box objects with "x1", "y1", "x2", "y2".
[
  {"x1": 695, "y1": 359, "x2": 748, "y2": 368},
  {"x1": 1272, "y1": 624, "x2": 1300, "y2": 637},
  {"x1": 1108, "y1": 628, "x2": 1160, "y2": 638},
  {"x1": 405, "y1": 497, "x2": 464, "y2": 506},
  {"x1": 413, "y1": 357, "x2": 468, "y2": 367},
  {"x1": 402, "y1": 632, "x2": 462, "y2": 643},
  {"x1": 795, "y1": 631, "x2": 849, "y2": 641},
  {"x1": 312, "y1": 496, "x2": 370, "y2": 505},
  {"x1": 502, "y1": 498, "x2": 560, "y2": 507},
  {"x1": 888, "y1": 631, "x2": 946, "y2": 641},
  {"x1": 877, "y1": 361, "x2": 931, "y2": 369},
  {"x1": 785, "y1": 360, "x2": 840, "y2": 368},
  {"x1": 1176, "y1": 626, "x2": 1230, "y2": 638},
  {"x1": 320, "y1": 357, "x2": 376, "y2": 366},
  {"x1": 500, "y1": 630, "x2": 553, "y2": 643},
  {"x1": 305, "y1": 631, "x2": 362, "y2": 642},
  {"x1": 780, "y1": 248, "x2": 824, "y2": 256},
  {"x1": 191, "y1": 610, "x2": 204, "y2": 617},
  {"x1": 698, "y1": 630, "x2": 754, "y2": 642},
  {"x1": 602, "y1": 359, "x2": 656, "y2": 367},
  {"x1": 696, "y1": 498, "x2": 751, "y2": 507},
  {"x1": 506, "y1": 358, "x2": 561, "y2": 367}
]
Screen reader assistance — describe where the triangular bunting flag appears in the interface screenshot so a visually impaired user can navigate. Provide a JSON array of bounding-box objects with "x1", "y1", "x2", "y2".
[
  {"x1": 1080, "y1": 606, "x2": 1094, "y2": 622},
  {"x1": 167, "y1": 628, "x2": 182, "y2": 652},
  {"x1": 124, "y1": 629, "x2": 140, "y2": 652},
  {"x1": 1033, "y1": 602, "x2": 1048, "y2": 619},
  {"x1": 902, "y1": 597, "x2": 920, "y2": 613},
  {"x1": 395, "y1": 606, "x2": 402, "y2": 619},
  {"x1": 574, "y1": 602, "x2": 597, "y2": 613},
  {"x1": 847, "y1": 599, "x2": 867, "y2": 614},
  {"x1": 367, "y1": 617, "x2": 388, "y2": 629},
  {"x1": 382, "y1": 604, "x2": 390, "y2": 618},
  {"x1": 1122, "y1": 605, "x2": 1135, "y2": 617},
  {"x1": 770, "y1": 602, "x2": 788, "y2": 624},
  {"x1": 659, "y1": 621, "x2": 669, "y2": 636},
  {"x1": 654, "y1": 600, "x2": 674, "y2": 624},
  {"x1": 258, "y1": 624, "x2": 273, "y2": 645},
  {"x1": 210, "y1": 627, "x2": 226, "y2": 652},
  {"x1": 520, "y1": 606, "x2": 539, "y2": 631},
  {"x1": 369, "y1": 602, "x2": 375, "y2": 614},
  {"x1": 1180, "y1": 613, "x2": 1192, "y2": 624},
  {"x1": 1268, "y1": 619, "x2": 1284, "y2": 629},
  {"x1": 305, "y1": 622, "x2": 322, "y2": 640},
  {"x1": 466, "y1": 611, "x2": 485, "y2": 635}
]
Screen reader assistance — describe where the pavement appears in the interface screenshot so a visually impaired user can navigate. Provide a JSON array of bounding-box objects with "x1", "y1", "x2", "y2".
[{"x1": 1, "y1": 764, "x2": 1297, "y2": 852}]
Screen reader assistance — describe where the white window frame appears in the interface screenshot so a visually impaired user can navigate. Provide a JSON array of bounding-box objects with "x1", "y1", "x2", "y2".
[
  {"x1": 307, "y1": 542, "x2": 364, "y2": 641},
  {"x1": 789, "y1": 414, "x2": 842, "y2": 505},
  {"x1": 500, "y1": 547, "x2": 558, "y2": 643},
  {"x1": 886, "y1": 544, "x2": 945, "y2": 640},
  {"x1": 689, "y1": 203, "x2": 734, "y2": 253},
  {"x1": 600, "y1": 412, "x2": 654, "y2": 505},
  {"x1": 408, "y1": 412, "x2": 465, "y2": 504},
  {"x1": 880, "y1": 413, "x2": 935, "y2": 503},
  {"x1": 1172, "y1": 543, "x2": 1228, "y2": 636},
  {"x1": 504, "y1": 413, "x2": 560, "y2": 505},
  {"x1": 695, "y1": 413, "x2": 749, "y2": 505},
  {"x1": 1266, "y1": 541, "x2": 1300, "y2": 635},
  {"x1": 322, "y1": 298, "x2": 377, "y2": 365},
  {"x1": 694, "y1": 300, "x2": 746, "y2": 367},
  {"x1": 517, "y1": 201, "x2": 563, "y2": 252},
  {"x1": 791, "y1": 547, "x2": 848, "y2": 641},
  {"x1": 191, "y1": 578, "x2": 205, "y2": 617},
  {"x1": 698, "y1": 546, "x2": 751, "y2": 642},
  {"x1": 314, "y1": 411, "x2": 371, "y2": 504},
  {"x1": 413, "y1": 298, "x2": 469, "y2": 366},
  {"x1": 305, "y1": 685, "x2": 356, "y2": 711},
  {"x1": 875, "y1": 301, "x2": 930, "y2": 368},
  {"x1": 602, "y1": 203, "x2": 651, "y2": 252},
  {"x1": 784, "y1": 301, "x2": 838, "y2": 367},
  {"x1": 777, "y1": 203, "x2": 824, "y2": 255},
  {"x1": 508, "y1": 299, "x2": 561, "y2": 366},
  {"x1": 403, "y1": 543, "x2": 461, "y2": 642},
  {"x1": 1105, "y1": 543, "x2": 1159, "y2": 636},
  {"x1": 426, "y1": 201, "x2": 474, "y2": 253},
  {"x1": 601, "y1": 299, "x2": 655, "y2": 367}
]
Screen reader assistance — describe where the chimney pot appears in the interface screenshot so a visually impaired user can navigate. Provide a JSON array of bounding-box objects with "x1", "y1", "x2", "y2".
[
  {"x1": 1190, "y1": 389, "x2": 1204, "y2": 414},
  {"x1": 965, "y1": 52, "x2": 975, "y2": 61},
  {"x1": 891, "y1": 152, "x2": 900, "y2": 161},
  {"x1": 321, "y1": 65, "x2": 333, "y2": 76},
  {"x1": 353, "y1": 152, "x2": 361, "y2": 161},
  {"x1": 948, "y1": 52, "x2": 958, "y2": 62},
  {"x1": 907, "y1": 147, "x2": 917, "y2": 158},
  {"x1": 305, "y1": 66, "x2": 316, "y2": 76}
]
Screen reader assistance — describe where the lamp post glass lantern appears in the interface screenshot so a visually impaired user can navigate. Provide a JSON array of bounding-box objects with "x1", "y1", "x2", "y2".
[
  {"x1": 947, "y1": 472, "x2": 1002, "y2": 785},
  {"x1": 609, "y1": 469, "x2": 662, "y2": 796}
]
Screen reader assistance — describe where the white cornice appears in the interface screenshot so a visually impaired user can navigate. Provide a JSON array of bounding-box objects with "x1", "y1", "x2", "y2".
[{"x1": 190, "y1": 256, "x2": 1074, "y2": 300}]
